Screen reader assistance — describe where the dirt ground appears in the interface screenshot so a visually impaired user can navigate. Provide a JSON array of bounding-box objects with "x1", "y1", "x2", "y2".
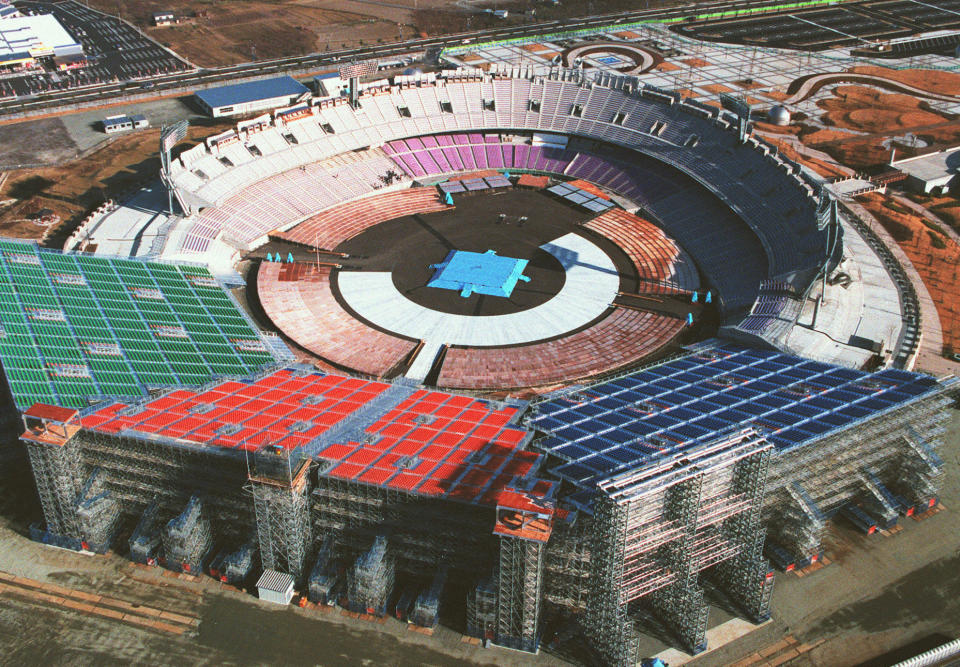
[
  {"x1": 83, "y1": 0, "x2": 521, "y2": 67},
  {"x1": 81, "y1": 0, "x2": 439, "y2": 66},
  {"x1": 0, "y1": 123, "x2": 229, "y2": 247},
  {"x1": 857, "y1": 191, "x2": 960, "y2": 355},
  {"x1": 848, "y1": 65, "x2": 960, "y2": 97}
]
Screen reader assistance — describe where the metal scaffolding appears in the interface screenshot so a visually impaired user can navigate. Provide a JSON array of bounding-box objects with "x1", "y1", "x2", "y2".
[
  {"x1": 130, "y1": 500, "x2": 164, "y2": 564},
  {"x1": 410, "y1": 564, "x2": 448, "y2": 629},
  {"x1": 308, "y1": 538, "x2": 337, "y2": 605},
  {"x1": 496, "y1": 536, "x2": 544, "y2": 653},
  {"x1": 467, "y1": 574, "x2": 498, "y2": 641},
  {"x1": 25, "y1": 436, "x2": 82, "y2": 539},
  {"x1": 163, "y1": 495, "x2": 213, "y2": 573},
  {"x1": 584, "y1": 429, "x2": 772, "y2": 664},
  {"x1": 311, "y1": 474, "x2": 497, "y2": 575},
  {"x1": 75, "y1": 467, "x2": 121, "y2": 552},
  {"x1": 764, "y1": 390, "x2": 953, "y2": 559},
  {"x1": 248, "y1": 449, "x2": 313, "y2": 585},
  {"x1": 347, "y1": 535, "x2": 395, "y2": 616},
  {"x1": 221, "y1": 537, "x2": 259, "y2": 585}
]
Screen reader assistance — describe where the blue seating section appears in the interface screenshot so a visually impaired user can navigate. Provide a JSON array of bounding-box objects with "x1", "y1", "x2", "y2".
[{"x1": 528, "y1": 343, "x2": 940, "y2": 488}]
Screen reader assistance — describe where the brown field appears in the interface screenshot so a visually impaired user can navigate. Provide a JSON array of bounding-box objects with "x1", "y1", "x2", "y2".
[
  {"x1": 0, "y1": 125, "x2": 227, "y2": 247},
  {"x1": 848, "y1": 65, "x2": 960, "y2": 97},
  {"x1": 84, "y1": 0, "x2": 452, "y2": 67},
  {"x1": 654, "y1": 61, "x2": 681, "y2": 72},
  {"x1": 795, "y1": 85, "x2": 960, "y2": 170},
  {"x1": 858, "y1": 192, "x2": 960, "y2": 354},
  {"x1": 682, "y1": 57, "x2": 710, "y2": 68},
  {"x1": 818, "y1": 86, "x2": 949, "y2": 133}
]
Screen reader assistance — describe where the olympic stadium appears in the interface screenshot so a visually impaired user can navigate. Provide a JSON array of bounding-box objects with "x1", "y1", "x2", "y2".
[{"x1": 12, "y1": 67, "x2": 957, "y2": 665}]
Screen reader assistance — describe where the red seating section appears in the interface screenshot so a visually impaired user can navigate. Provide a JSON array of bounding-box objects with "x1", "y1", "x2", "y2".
[
  {"x1": 271, "y1": 187, "x2": 451, "y2": 250},
  {"x1": 258, "y1": 262, "x2": 418, "y2": 377},
  {"x1": 438, "y1": 307, "x2": 685, "y2": 390},
  {"x1": 317, "y1": 389, "x2": 552, "y2": 507},
  {"x1": 584, "y1": 210, "x2": 700, "y2": 295},
  {"x1": 79, "y1": 369, "x2": 391, "y2": 451}
]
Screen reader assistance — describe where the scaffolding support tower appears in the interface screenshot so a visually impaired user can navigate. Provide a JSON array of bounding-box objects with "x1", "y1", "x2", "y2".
[
  {"x1": 222, "y1": 537, "x2": 259, "y2": 585},
  {"x1": 467, "y1": 574, "x2": 498, "y2": 641},
  {"x1": 75, "y1": 467, "x2": 121, "y2": 553},
  {"x1": 163, "y1": 495, "x2": 213, "y2": 573},
  {"x1": 130, "y1": 501, "x2": 164, "y2": 564},
  {"x1": 249, "y1": 448, "x2": 313, "y2": 585},
  {"x1": 308, "y1": 539, "x2": 337, "y2": 605},
  {"x1": 584, "y1": 429, "x2": 772, "y2": 665},
  {"x1": 348, "y1": 535, "x2": 395, "y2": 616},
  {"x1": 25, "y1": 434, "x2": 82, "y2": 540},
  {"x1": 410, "y1": 564, "x2": 448, "y2": 629}
]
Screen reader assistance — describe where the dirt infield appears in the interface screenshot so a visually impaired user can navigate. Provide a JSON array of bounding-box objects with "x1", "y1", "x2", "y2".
[{"x1": 857, "y1": 192, "x2": 960, "y2": 355}]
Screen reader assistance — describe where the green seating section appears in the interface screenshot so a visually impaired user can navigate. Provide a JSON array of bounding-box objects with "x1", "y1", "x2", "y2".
[{"x1": 0, "y1": 240, "x2": 277, "y2": 409}]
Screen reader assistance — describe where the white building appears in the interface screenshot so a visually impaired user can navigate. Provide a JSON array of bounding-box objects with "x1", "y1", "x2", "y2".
[
  {"x1": 0, "y1": 14, "x2": 82, "y2": 69},
  {"x1": 892, "y1": 146, "x2": 960, "y2": 195}
]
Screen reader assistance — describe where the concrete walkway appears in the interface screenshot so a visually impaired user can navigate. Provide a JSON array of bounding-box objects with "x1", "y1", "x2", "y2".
[{"x1": 783, "y1": 72, "x2": 960, "y2": 106}]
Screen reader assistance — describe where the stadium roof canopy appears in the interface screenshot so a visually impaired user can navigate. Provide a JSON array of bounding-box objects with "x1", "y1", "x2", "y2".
[
  {"x1": 195, "y1": 76, "x2": 310, "y2": 110},
  {"x1": 528, "y1": 341, "x2": 943, "y2": 489}
]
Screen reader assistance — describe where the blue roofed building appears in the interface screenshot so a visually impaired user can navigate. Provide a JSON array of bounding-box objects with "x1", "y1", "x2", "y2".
[{"x1": 194, "y1": 76, "x2": 310, "y2": 117}]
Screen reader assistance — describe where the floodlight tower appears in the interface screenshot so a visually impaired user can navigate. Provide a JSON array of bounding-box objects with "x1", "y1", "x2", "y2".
[{"x1": 159, "y1": 120, "x2": 189, "y2": 214}]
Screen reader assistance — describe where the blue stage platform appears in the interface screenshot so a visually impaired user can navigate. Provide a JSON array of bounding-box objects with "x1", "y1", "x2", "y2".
[{"x1": 428, "y1": 249, "x2": 530, "y2": 298}]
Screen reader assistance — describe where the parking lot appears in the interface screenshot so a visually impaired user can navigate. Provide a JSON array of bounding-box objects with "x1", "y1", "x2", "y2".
[
  {"x1": 0, "y1": 0, "x2": 191, "y2": 98},
  {"x1": 673, "y1": 0, "x2": 960, "y2": 50}
]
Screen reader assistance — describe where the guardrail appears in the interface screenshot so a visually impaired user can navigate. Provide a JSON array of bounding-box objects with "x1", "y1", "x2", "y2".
[{"x1": 839, "y1": 202, "x2": 921, "y2": 369}]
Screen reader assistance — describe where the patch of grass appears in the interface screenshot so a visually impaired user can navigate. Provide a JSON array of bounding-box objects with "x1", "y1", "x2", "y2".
[
  {"x1": 921, "y1": 219, "x2": 948, "y2": 236},
  {"x1": 928, "y1": 230, "x2": 947, "y2": 249},
  {"x1": 882, "y1": 199, "x2": 911, "y2": 215}
]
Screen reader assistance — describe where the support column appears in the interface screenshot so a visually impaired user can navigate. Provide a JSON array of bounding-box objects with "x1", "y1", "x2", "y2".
[
  {"x1": 715, "y1": 449, "x2": 774, "y2": 622},
  {"x1": 248, "y1": 450, "x2": 313, "y2": 584},
  {"x1": 648, "y1": 475, "x2": 709, "y2": 655},
  {"x1": 496, "y1": 535, "x2": 545, "y2": 653},
  {"x1": 585, "y1": 497, "x2": 640, "y2": 667},
  {"x1": 21, "y1": 408, "x2": 85, "y2": 540}
]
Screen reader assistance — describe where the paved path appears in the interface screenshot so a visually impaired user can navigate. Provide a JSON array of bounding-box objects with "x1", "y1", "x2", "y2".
[{"x1": 783, "y1": 72, "x2": 960, "y2": 106}]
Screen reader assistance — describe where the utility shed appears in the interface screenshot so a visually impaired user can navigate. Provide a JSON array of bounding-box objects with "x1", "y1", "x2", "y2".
[
  {"x1": 257, "y1": 569, "x2": 295, "y2": 605},
  {"x1": 194, "y1": 76, "x2": 310, "y2": 117}
]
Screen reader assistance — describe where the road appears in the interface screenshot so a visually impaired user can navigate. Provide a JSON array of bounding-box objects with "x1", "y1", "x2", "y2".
[{"x1": 0, "y1": 0, "x2": 802, "y2": 120}]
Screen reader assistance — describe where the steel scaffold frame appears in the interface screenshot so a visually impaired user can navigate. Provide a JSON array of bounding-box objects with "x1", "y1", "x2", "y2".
[
  {"x1": 26, "y1": 437, "x2": 83, "y2": 538},
  {"x1": 764, "y1": 391, "x2": 952, "y2": 557},
  {"x1": 311, "y1": 475, "x2": 497, "y2": 575},
  {"x1": 582, "y1": 430, "x2": 772, "y2": 663},
  {"x1": 496, "y1": 535, "x2": 545, "y2": 653},
  {"x1": 249, "y1": 452, "x2": 313, "y2": 585},
  {"x1": 712, "y1": 449, "x2": 774, "y2": 623}
]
